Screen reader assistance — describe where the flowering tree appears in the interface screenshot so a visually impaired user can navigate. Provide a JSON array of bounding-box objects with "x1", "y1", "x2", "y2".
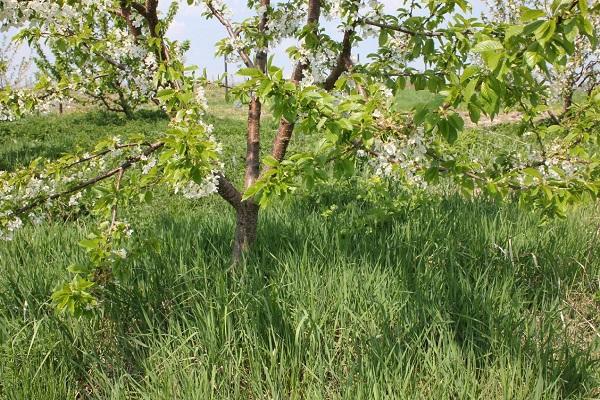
[
  {"x1": 484, "y1": 0, "x2": 599, "y2": 112},
  {"x1": 0, "y1": 0, "x2": 598, "y2": 315},
  {"x1": 29, "y1": 2, "x2": 188, "y2": 118},
  {"x1": 2, "y1": 0, "x2": 180, "y2": 118}
]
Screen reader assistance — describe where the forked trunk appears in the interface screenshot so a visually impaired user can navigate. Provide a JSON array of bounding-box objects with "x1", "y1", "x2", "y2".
[{"x1": 232, "y1": 201, "x2": 259, "y2": 263}]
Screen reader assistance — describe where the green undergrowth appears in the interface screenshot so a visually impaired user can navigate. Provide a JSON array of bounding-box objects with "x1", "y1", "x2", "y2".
[{"x1": 0, "y1": 107, "x2": 599, "y2": 399}]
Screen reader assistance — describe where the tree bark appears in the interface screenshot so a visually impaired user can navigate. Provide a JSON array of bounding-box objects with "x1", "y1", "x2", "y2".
[
  {"x1": 562, "y1": 90, "x2": 573, "y2": 114},
  {"x1": 232, "y1": 97, "x2": 262, "y2": 263},
  {"x1": 232, "y1": 201, "x2": 259, "y2": 262},
  {"x1": 270, "y1": 0, "x2": 331, "y2": 164},
  {"x1": 229, "y1": 0, "x2": 269, "y2": 263}
]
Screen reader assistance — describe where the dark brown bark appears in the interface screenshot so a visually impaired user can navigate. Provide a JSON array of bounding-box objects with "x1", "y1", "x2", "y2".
[
  {"x1": 271, "y1": 120, "x2": 295, "y2": 162},
  {"x1": 129, "y1": 0, "x2": 170, "y2": 63},
  {"x1": 323, "y1": 29, "x2": 354, "y2": 91},
  {"x1": 216, "y1": 173, "x2": 242, "y2": 209},
  {"x1": 232, "y1": 201, "x2": 259, "y2": 262},
  {"x1": 118, "y1": 1, "x2": 142, "y2": 39},
  {"x1": 245, "y1": 0, "x2": 269, "y2": 188},
  {"x1": 245, "y1": 99, "x2": 262, "y2": 188}
]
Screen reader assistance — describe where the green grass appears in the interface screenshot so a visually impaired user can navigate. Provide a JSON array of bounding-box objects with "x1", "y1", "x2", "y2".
[{"x1": 0, "y1": 102, "x2": 599, "y2": 399}]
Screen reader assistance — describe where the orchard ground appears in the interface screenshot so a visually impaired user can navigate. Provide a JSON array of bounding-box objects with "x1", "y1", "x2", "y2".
[{"x1": 0, "y1": 88, "x2": 599, "y2": 399}]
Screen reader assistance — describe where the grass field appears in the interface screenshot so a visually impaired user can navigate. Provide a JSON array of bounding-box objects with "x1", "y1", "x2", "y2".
[{"x1": 0, "y1": 91, "x2": 599, "y2": 399}]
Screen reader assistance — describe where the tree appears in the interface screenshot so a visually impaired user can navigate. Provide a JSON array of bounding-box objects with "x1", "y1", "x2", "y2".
[
  {"x1": 7, "y1": 0, "x2": 185, "y2": 118},
  {"x1": 0, "y1": 0, "x2": 598, "y2": 316},
  {"x1": 484, "y1": 0, "x2": 599, "y2": 112}
]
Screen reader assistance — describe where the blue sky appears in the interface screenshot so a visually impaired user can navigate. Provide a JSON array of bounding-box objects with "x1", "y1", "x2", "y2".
[{"x1": 162, "y1": 1, "x2": 489, "y2": 81}]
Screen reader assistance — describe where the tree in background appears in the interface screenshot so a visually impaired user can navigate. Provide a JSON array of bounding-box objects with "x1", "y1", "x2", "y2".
[
  {"x1": 0, "y1": 0, "x2": 598, "y2": 315},
  {"x1": 6, "y1": 1, "x2": 186, "y2": 118}
]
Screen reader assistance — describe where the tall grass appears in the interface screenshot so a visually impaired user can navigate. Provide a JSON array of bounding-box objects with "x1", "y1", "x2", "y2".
[{"x1": 0, "y1": 108, "x2": 599, "y2": 399}]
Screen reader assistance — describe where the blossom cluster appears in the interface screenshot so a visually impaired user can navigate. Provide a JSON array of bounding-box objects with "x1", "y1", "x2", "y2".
[
  {"x1": 176, "y1": 170, "x2": 221, "y2": 199},
  {"x1": 363, "y1": 127, "x2": 430, "y2": 188}
]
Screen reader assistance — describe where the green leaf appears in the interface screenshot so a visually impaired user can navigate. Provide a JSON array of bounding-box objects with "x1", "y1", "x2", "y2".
[
  {"x1": 242, "y1": 181, "x2": 264, "y2": 201},
  {"x1": 524, "y1": 50, "x2": 542, "y2": 67},
  {"x1": 447, "y1": 113, "x2": 464, "y2": 132},
  {"x1": 263, "y1": 155, "x2": 280, "y2": 168},
  {"x1": 482, "y1": 51, "x2": 503, "y2": 70},
  {"x1": 378, "y1": 30, "x2": 388, "y2": 46},
  {"x1": 337, "y1": 118, "x2": 353, "y2": 131},
  {"x1": 468, "y1": 103, "x2": 481, "y2": 124},
  {"x1": 414, "y1": 105, "x2": 429, "y2": 125},
  {"x1": 237, "y1": 68, "x2": 264, "y2": 78},
  {"x1": 523, "y1": 167, "x2": 542, "y2": 179},
  {"x1": 472, "y1": 40, "x2": 503, "y2": 53},
  {"x1": 79, "y1": 238, "x2": 100, "y2": 250},
  {"x1": 505, "y1": 25, "x2": 524, "y2": 41},
  {"x1": 460, "y1": 66, "x2": 479, "y2": 83},
  {"x1": 520, "y1": 7, "x2": 545, "y2": 22},
  {"x1": 463, "y1": 78, "x2": 478, "y2": 102},
  {"x1": 582, "y1": 18, "x2": 594, "y2": 36},
  {"x1": 534, "y1": 19, "x2": 556, "y2": 44},
  {"x1": 157, "y1": 88, "x2": 175, "y2": 100}
]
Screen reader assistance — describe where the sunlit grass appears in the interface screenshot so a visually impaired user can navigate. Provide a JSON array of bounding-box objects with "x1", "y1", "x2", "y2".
[{"x1": 0, "y1": 104, "x2": 599, "y2": 399}]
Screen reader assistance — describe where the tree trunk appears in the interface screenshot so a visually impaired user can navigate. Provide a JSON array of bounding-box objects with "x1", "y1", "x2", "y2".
[
  {"x1": 232, "y1": 201, "x2": 259, "y2": 263},
  {"x1": 118, "y1": 91, "x2": 134, "y2": 119},
  {"x1": 232, "y1": 95, "x2": 262, "y2": 263},
  {"x1": 562, "y1": 90, "x2": 573, "y2": 114}
]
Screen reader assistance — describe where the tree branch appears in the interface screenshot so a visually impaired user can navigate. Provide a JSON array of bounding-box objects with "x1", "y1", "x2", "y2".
[
  {"x1": 269, "y1": 0, "x2": 321, "y2": 164},
  {"x1": 244, "y1": 0, "x2": 270, "y2": 190},
  {"x1": 323, "y1": 29, "x2": 354, "y2": 91},
  {"x1": 216, "y1": 172, "x2": 242, "y2": 209},
  {"x1": 16, "y1": 142, "x2": 164, "y2": 216}
]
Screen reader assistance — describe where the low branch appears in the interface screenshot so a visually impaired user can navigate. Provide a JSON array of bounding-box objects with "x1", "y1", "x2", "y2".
[
  {"x1": 16, "y1": 142, "x2": 165, "y2": 216},
  {"x1": 216, "y1": 172, "x2": 242, "y2": 210},
  {"x1": 65, "y1": 143, "x2": 152, "y2": 169}
]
